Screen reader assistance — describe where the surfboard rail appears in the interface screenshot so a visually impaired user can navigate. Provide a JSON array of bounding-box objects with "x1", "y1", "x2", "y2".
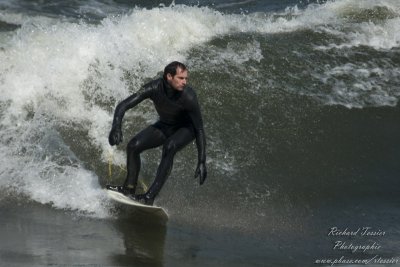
[{"x1": 106, "y1": 189, "x2": 168, "y2": 216}]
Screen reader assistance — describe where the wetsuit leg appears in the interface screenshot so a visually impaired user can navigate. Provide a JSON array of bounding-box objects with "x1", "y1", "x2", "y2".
[
  {"x1": 124, "y1": 125, "x2": 166, "y2": 191},
  {"x1": 144, "y1": 126, "x2": 195, "y2": 201}
]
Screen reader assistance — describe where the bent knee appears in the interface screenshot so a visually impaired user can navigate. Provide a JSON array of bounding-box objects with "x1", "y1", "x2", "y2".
[
  {"x1": 127, "y1": 138, "x2": 141, "y2": 152},
  {"x1": 162, "y1": 140, "x2": 178, "y2": 155}
]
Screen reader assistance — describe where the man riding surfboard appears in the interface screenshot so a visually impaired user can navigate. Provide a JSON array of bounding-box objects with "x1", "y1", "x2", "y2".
[{"x1": 107, "y1": 61, "x2": 207, "y2": 205}]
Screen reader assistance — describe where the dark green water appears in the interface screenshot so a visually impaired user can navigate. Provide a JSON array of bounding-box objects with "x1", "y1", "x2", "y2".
[{"x1": 1, "y1": 0, "x2": 400, "y2": 266}]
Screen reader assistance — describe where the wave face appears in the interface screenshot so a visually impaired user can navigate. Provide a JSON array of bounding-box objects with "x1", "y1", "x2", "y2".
[{"x1": 0, "y1": 0, "x2": 399, "y2": 227}]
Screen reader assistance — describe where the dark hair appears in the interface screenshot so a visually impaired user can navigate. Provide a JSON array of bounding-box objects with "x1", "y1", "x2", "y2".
[{"x1": 163, "y1": 61, "x2": 187, "y2": 79}]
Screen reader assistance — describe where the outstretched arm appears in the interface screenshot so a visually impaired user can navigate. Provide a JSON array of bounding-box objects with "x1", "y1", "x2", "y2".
[{"x1": 109, "y1": 86, "x2": 153, "y2": 146}]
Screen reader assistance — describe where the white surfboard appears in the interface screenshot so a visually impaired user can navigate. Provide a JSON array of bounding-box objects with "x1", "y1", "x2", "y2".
[{"x1": 106, "y1": 189, "x2": 168, "y2": 216}]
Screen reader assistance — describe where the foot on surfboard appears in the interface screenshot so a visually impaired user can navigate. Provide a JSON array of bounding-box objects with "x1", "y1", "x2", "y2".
[
  {"x1": 130, "y1": 194, "x2": 154, "y2": 206},
  {"x1": 106, "y1": 184, "x2": 135, "y2": 196}
]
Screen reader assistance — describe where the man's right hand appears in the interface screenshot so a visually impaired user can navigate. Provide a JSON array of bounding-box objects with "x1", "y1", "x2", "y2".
[{"x1": 108, "y1": 125, "x2": 123, "y2": 146}]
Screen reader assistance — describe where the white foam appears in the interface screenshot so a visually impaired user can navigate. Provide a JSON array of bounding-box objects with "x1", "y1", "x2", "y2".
[
  {"x1": 311, "y1": 63, "x2": 400, "y2": 108},
  {"x1": 303, "y1": 0, "x2": 400, "y2": 50},
  {"x1": 1, "y1": 1, "x2": 400, "y2": 216},
  {"x1": 0, "y1": 116, "x2": 113, "y2": 217},
  {"x1": 0, "y1": 5, "x2": 267, "y2": 216}
]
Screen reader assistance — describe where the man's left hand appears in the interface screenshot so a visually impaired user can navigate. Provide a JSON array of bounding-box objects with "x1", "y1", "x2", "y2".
[{"x1": 195, "y1": 162, "x2": 207, "y2": 185}]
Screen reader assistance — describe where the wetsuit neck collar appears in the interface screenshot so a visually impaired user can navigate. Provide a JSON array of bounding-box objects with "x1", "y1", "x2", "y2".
[{"x1": 163, "y1": 78, "x2": 181, "y2": 99}]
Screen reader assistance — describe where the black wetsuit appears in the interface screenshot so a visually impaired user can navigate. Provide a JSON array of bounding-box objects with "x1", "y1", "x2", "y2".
[{"x1": 109, "y1": 78, "x2": 206, "y2": 202}]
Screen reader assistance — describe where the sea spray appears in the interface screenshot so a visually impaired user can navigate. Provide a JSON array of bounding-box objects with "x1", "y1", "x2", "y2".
[{"x1": 0, "y1": 1, "x2": 399, "y2": 222}]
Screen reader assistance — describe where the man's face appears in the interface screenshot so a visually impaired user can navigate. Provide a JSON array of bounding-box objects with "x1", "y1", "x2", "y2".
[{"x1": 167, "y1": 67, "x2": 188, "y2": 91}]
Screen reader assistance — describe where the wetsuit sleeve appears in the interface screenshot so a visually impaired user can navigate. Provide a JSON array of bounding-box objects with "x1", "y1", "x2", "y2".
[
  {"x1": 185, "y1": 89, "x2": 206, "y2": 164},
  {"x1": 111, "y1": 84, "x2": 154, "y2": 127}
]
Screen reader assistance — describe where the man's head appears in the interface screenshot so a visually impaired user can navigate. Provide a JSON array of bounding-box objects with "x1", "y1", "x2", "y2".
[{"x1": 164, "y1": 61, "x2": 188, "y2": 91}]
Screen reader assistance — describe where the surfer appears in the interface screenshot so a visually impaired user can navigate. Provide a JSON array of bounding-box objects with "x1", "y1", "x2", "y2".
[{"x1": 107, "y1": 61, "x2": 207, "y2": 205}]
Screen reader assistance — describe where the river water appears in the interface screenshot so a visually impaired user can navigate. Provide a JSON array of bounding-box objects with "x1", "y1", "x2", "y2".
[{"x1": 0, "y1": 0, "x2": 399, "y2": 266}]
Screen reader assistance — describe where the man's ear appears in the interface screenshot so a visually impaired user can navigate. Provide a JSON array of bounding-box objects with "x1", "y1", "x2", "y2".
[{"x1": 166, "y1": 73, "x2": 172, "y2": 81}]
